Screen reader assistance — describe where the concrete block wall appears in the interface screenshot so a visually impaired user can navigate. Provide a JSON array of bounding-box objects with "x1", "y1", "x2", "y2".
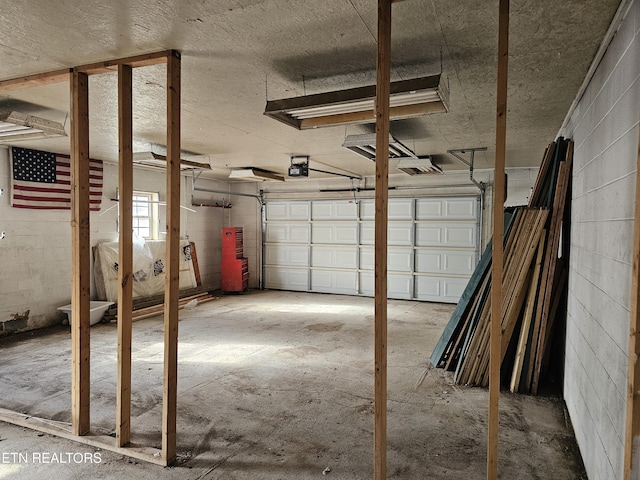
[
  {"x1": 0, "y1": 147, "x2": 226, "y2": 334},
  {"x1": 562, "y1": 1, "x2": 640, "y2": 478}
]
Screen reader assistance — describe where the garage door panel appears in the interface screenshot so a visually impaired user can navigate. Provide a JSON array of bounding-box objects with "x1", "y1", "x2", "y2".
[
  {"x1": 445, "y1": 198, "x2": 477, "y2": 219},
  {"x1": 359, "y1": 272, "x2": 412, "y2": 299},
  {"x1": 312, "y1": 201, "x2": 358, "y2": 220},
  {"x1": 388, "y1": 199, "x2": 413, "y2": 220},
  {"x1": 416, "y1": 224, "x2": 476, "y2": 248},
  {"x1": 265, "y1": 267, "x2": 309, "y2": 291},
  {"x1": 360, "y1": 247, "x2": 411, "y2": 272},
  {"x1": 415, "y1": 276, "x2": 470, "y2": 302},
  {"x1": 416, "y1": 197, "x2": 477, "y2": 220},
  {"x1": 446, "y1": 226, "x2": 476, "y2": 247},
  {"x1": 311, "y1": 270, "x2": 357, "y2": 294},
  {"x1": 415, "y1": 199, "x2": 442, "y2": 219},
  {"x1": 266, "y1": 201, "x2": 310, "y2": 221},
  {"x1": 265, "y1": 244, "x2": 308, "y2": 266},
  {"x1": 312, "y1": 246, "x2": 358, "y2": 269},
  {"x1": 388, "y1": 248, "x2": 412, "y2": 272},
  {"x1": 415, "y1": 250, "x2": 476, "y2": 275},
  {"x1": 360, "y1": 200, "x2": 375, "y2": 220},
  {"x1": 388, "y1": 222, "x2": 413, "y2": 246},
  {"x1": 313, "y1": 222, "x2": 358, "y2": 244},
  {"x1": 266, "y1": 223, "x2": 310, "y2": 243}
]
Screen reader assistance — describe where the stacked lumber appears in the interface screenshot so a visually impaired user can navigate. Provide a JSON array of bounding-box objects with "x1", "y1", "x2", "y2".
[
  {"x1": 430, "y1": 137, "x2": 573, "y2": 394},
  {"x1": 103, "y1": 287, "x2": 218, "y2": 323}
]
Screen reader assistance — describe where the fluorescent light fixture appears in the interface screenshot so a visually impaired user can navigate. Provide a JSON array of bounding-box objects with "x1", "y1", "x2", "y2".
[
  {"x1": 342, "y1": 133, "x2": 442, "y2": 174},
  {"x1": 228, "y1": 168, "x2": 285, "y2": 182},
  {"x1": 342, "y1": 133, "x2": 418, "y2": 160},
  {"x1": 264, "y1": 74, "x2": 449, "y2": 130},
  {"x1": 396, "y1": 157, "x2": 443, "y2": 175},
  {"x1": 133, "y1": 151, "x2": 212, "y2": 170},
  {"x1": 0, "y1": 111, "x2": 67, "y2": 142}
]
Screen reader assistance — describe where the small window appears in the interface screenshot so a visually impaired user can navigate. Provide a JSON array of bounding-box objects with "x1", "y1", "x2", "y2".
[{"x1": 132, "y1": 191, "x2": 159, "y2": 239}]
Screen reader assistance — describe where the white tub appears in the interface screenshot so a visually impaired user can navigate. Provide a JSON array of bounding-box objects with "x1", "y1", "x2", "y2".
[{"x1": 57, "y1": 301, "x2": 114, "y2": 326}]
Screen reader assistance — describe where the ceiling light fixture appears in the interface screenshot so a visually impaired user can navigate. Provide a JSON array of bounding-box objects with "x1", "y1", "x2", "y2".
[
  {"x1": 133, "y1": 151, "x2": 212, "y2": 170},
  {"x1": 342, "y1": 133, "x2": 417, "y2": 160},
  {"x1": 228, "y1": 167, "x2": 285, "y2": 182},
  {"x1": 343, "y1": 133, "x2": 442, "y2": 174},
  {"x1": 396, "y1": 157, "x2": 443, "y2": 175},
  {"x1": 0, "y1": 111, "x2": 67, "y2": 142},
  {"x1": 264, "y1": 74, "x2": 449, "y2": 130}
]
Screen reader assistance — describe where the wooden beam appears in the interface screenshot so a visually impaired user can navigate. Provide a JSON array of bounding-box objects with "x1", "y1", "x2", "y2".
[
  {"x1": 375, "y1": 1, "x2": 391, "y2": 479},
  {"x1": 162, "y1": 50, "x2": 181, "y2": 465},
  {"x1": 116, "y1": 63, "x2": 134, "y2": 447},
  {"x1": 76, "y1": 50, "x2": 173, "y2": 75},
  {"x1": 0, "y1": 68, "x2": 71, "y2": 92},
  {"x1": 70, "y1": 69, "x2": 91, "y2": 436},
  {"x1": 0, "y1": 50, "x2": 172, "y2": 92},
  {"x1": 624, "y1": 121, "x2": 640, "y2": 480},
  {"x1": 488, "y1": 0, "x2": 509, "y2": 478}
]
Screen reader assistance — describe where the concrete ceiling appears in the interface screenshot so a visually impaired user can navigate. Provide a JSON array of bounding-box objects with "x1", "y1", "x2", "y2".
[{"x1": 0, "y1": 0, "x2": 620, "y2": 180}]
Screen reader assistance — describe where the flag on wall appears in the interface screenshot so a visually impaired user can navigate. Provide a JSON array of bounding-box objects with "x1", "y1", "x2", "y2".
[{"x1": 10, "y1": 147, "x2": 103, "y2": 211}]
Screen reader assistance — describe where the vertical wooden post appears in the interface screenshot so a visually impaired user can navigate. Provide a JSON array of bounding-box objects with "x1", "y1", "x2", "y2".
[
  {"x1": 624, "y1": 125, "x2": 640, "y2": 480},
  {"x1": 116, "y1": 63, "x2": 133, "y2": 447},
  {"x1": 375, "y1": 1, "x2": 391, "y2": 479},
  {"x1": 70, "y1": 69, "x2": 91, "y2": 436},
  {"x1": 162, "y1": 50, "x2": 181, "y2": 465},
  {"x1": 488, "y1": 0, "x2": 509, "y2": 478}
]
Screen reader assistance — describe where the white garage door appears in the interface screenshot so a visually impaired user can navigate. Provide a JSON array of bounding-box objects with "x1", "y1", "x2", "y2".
[{"x1": 263, "y1": 196, "x2": 479, "y2": 303}]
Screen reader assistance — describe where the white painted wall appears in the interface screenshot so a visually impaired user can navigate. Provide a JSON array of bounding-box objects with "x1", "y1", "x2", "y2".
[
  {"x1": 562, "y1": 2, "x2": 640, "y2": 478},
  {"x1": 0, "y1": 147, "x2": 228, "y2": 334}
]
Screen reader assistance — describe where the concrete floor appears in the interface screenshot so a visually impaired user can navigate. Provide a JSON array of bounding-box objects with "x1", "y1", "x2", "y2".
[{"x1": 0, "y1": 290, "x2": 585, "y2": 479}]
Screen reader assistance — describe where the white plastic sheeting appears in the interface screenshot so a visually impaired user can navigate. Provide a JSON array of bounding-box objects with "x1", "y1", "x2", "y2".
[{"x1": 94, "y1": 236, "x2": 197, "y2": 302}]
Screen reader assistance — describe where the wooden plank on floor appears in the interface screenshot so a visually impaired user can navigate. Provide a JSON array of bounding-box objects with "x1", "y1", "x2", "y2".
[
  {"x1": 374, "y1": 2, "x2": 392, "y2": 479},
  {"x1": 116, "y1": 63, "x2": 134, "y2": 447},
  {"x1": 70, "y1": 69, "x2": 91, "y2": 437},
  {"x1": 0, "y1": 408, "x2": 165, "y2": 466},
  {"x1": 488, "y1": 0, "x2": 510, "y2": 477},
  {"x1": 162, "y1": 50, "x2": 181, "y2": 465}
]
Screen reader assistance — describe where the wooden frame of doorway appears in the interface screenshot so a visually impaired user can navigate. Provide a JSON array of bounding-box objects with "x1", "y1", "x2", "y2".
[{"x1": 0, "y1": 49, "x2": 181, "y2": 466}]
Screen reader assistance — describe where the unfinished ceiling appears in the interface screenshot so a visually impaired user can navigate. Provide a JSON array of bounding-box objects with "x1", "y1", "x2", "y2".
[{"x1": 0, "y1": 0, "x2": 620, "y2": 180}]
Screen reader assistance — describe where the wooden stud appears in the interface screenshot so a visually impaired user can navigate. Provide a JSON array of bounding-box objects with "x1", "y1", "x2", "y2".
[
  {"x1": 70, "y1": 69, "x2": 91, "y2": 436},
  {"x1": 489, "y1": 0, "x2": 509, "y2": 477},
  {"x1": 623, "y1": 124, "x2": 640, "y2": 480},
  {"x1": 162, "y1": 50, "x2": 181, "y2": 465},
  {"x1": 116, "y1": 63, "x2": 134, "y2": 447},
  {"x1": 375, "y1": 1, "x2": 392, "y2": 479}
]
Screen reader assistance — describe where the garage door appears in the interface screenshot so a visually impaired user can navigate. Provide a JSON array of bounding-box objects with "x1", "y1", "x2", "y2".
[{"x1": 263, "y1": 196, "x2": 479, "y2": 303}]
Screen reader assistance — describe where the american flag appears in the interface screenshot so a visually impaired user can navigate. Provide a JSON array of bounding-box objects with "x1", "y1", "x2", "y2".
[{"x1": 10, "y1": 147, "x2": 103, "y2": 211}]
